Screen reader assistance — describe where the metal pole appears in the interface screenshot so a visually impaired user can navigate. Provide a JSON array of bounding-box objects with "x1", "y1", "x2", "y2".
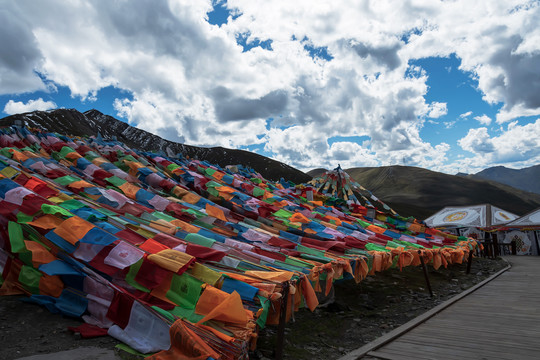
[
  {"x1": 418, "y1": 250, "x2": 433, "y2": 297},
  {"x1": 274, "y1": 281, "x2": 290, "y2": 360}
]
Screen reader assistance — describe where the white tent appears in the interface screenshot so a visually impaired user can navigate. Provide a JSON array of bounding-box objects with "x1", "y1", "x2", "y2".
[
  {"x1": 424, "y1": 204, "x2": 518, "y2": 231},
  {"x1": 496, "y1": 208, "x2": 540, "y2": 256}
]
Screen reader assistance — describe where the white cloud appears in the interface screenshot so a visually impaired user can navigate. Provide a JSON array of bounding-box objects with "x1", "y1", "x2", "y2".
[
  {"x1": 3, "y1": 98, "x2": 57, "y2": 115},
  {"x1": 426, "y1": 101, "x2": 447, "y2": 118},
  {"x1": 456, "y1": 119, "x2": 540, "y2": 172},
  {"x1": 474, "y1": 114, "x2": 492, "y2": 125},
  {"x1": 0, "y1": 0, "x2": 538, "y2": 174},
  {"x1": 460, "y1": 111, "x2": 473, "y2": 119}
]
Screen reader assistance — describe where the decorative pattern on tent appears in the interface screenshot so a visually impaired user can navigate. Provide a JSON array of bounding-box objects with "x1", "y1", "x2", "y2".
[
  {"x1": 0, "y1": 126, "x2": 479, "y2": 359},
  {"x1": 425, "y1": 204, "x2": 518, "y2": 229},
  {"x1": 503, "y1": 230, "x2": 533, "y2": 255},
  {"x1": 501, "y1": 208, "x2": 540, "y2": 228}
]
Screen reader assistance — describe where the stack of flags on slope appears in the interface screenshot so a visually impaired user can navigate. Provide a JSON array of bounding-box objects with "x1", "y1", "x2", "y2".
[{"x1": 0, "y1": 126, "x2": 479, "y2": 359}]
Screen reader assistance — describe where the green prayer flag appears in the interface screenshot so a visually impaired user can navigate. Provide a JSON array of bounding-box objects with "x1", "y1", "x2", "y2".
[
  {"x1": 152, "y1": 211, "x2": 177, "y2": 222},
  {"x1": 205, "y1": 168, "x2": 216, "y2": 176},
  {"x1": 365, "y1": 243, "x2": 389, "y2": 252},
  {"x1": 150, "y1": 306, "x2": 175, "y2": 322},
  {"x1": 16, "y1": 212, "x2": 34, "y2": 224},
  {"x1": 185, "y1": 233, "x2": 215, "y2": 248},
  {"x1": 164, "y1": 163, "x2": 178, "y2": 172},
  {"x1": 166, "y1": 273, "x2": 204, "y2": 309},
  {"x1": 125, "y1": 259, "x2": 150, "y2": 293},
  {"x1": 41, "y1": 204, "x2": 73, "y2": 218},
  {"x1": 18, "y1": 265, "x2": 41, "y2": 294},
  {"x1": 296, "y1": 244, "x2": 326, "y2": 257},
  {"x1": 105, "y1": 176, "x2": 127, "y2": 187},
  {"x1": 252, "y1": 187, "x2": 265, "y2": 198},
  {"x1": 205, "y1": 181, "x2": 221, "y2": 188},
  {"x1": 8, "y1": 221, "x2": 26, "y2": 253},
  {"x1": 59, "y1": 199, "x2": 87, "y2": 211},
  {"x1": 58, "y1": 146, "x2": 76, "y2": 159},
  {"x1": 54, "y1": 175, "x2": 80, "y2": 186},
  {"x1": 206, "y1": 187, "x2": 219, "y2": 197},
  {"x1": 256, "y1": 295, "x2": 270, "y2": 328},
  {"x1": 273, "y1": 209, "x2": 293, "y2": 219},
  {"x1": 115, "y1": 344, "x2": 153, "y2": 357},
  {"x1": 170, "y1": 307, "x2": 204, "y2": 323}
]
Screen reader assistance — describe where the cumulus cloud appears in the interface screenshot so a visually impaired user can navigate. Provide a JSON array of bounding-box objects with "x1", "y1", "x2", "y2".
[
  {"x1": 0, "y1": 4, "x2": 46, "y2": 94},
  {"x1": 3, "y1": 98, "x2": 57, "y2": 115},
  {"x1": 0, "y1": 0, "x2": 538, "y2": 174},
  {"x1": 474, "y1": 114, "x2": 492, "y2": 125},
  {"x1": 458, "y1": 119, "x2": 540, "y2": 168},
  {"x1": 426, "y1": 102, "x2": 448, "y2": 118}
]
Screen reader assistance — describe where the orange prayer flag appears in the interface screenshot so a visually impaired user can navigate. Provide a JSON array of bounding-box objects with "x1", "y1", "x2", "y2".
[
  {"x1": 54, "y1": 216, "x2": 94, "y2": 245},
  {"x1": 194, "y1": 285, "x2": 228, "y2": 315},
  {"x1": 147, "y1": 319, "x2": 219, "y2": 360},
  {"x1": 172, "y1": 186, "x2": 190, "y2": 198},
  {"x1": 118, "y1": 182, "x2": 140, "y2": 200},
  {"x1": 68, "y1": 180, "x2": 94, "y2": 189},
  {"x1": 170, "y1": 219, "x2": 200, "y2": 234},
  {"x1": 301, "y1": 275, "x2": 319, "y2": 311},
  {"x1": 65, "y1": 152, "x2": 82, "y2": 160},
  {"x1": 244, "y1": 270, "x2": 294, "y2": 282},
  {"x1": 147, "y1": 249, "x2": 195, "y2": 273},
  {"x1": 139, "y1": 238, "x2": 170, "y2": 254},
  {"x1": 196, "y1": 323, "x2": 235, "y2": 343},
  {"x1": 39, "y1": 274, "x2": 64, "y2": 297},
  {"x1": 27, "y1": 214, "x2": 64, "y2": 230},
  {"x1": 205, "y1": 204, "x2": 227, "y2": 222},
  {"x1": 215, "y1": 186, "x2": 236, "y2": 194},
  {"x1": 24, "y1": 240, "x2": 56, "y2": 266},
  {"x1": 212, "y1": 171, "x2": 225, "y2": 181},
  {"x1": 182, "y1": 192, "x2": 201, "y2": 205},
  {"x1": 366, "y1": 225, "x2": 386, "y2": 234},
  {"x1": 196, "y1": 289, "x2": 249, "y2": 326},
  {"x1": 289, "y1": 213, "x2": 310, "y2": 224}
]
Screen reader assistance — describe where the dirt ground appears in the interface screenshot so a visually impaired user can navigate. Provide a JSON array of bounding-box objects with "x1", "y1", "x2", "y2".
[
  {"x1": 255, "y1": 256, "x2": 508, "y2": 359},
  {"x1": 0, "y1": 256, "x2": 507, "y2": 360}
]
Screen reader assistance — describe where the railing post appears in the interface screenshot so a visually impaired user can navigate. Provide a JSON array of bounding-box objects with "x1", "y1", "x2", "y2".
[
  {"x1": 274, "y1": 281, "x2": 290, "y2": 360},
  {"x1": 466, "y1": 250, "x2": 473, "y2": 274},
  {"x1": 418, "y1": 250, "x2": 433, "y2": 297}
]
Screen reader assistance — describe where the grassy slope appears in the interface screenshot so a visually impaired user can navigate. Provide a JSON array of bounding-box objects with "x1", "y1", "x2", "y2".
[{"x1": 345, "y1": 165, "x2": 540, "y2": 220}]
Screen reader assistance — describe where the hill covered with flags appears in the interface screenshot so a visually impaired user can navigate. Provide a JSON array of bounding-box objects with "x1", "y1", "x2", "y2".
[{"x1": 0, "y1": 125, "x2": 478, "y2": 359}]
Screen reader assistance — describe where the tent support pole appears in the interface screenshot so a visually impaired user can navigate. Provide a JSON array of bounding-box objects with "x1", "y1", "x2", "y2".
[
  {"x1": 274, "y1": 281, "x2": 290, "y2": 360},
  {"x1": 466, "y1": 250, "x2": 473, "y2": 274},
  {"x1": 419, "y1": 251, "x2": 433, "y2": 297},
  {"x1": 534, "y1": 230, "x2": 540, "y2": 256}
]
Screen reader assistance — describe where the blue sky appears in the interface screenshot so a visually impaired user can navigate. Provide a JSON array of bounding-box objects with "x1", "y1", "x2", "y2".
[{"x1": 1, "y1": 0, "x2": 539, "y2": 174}]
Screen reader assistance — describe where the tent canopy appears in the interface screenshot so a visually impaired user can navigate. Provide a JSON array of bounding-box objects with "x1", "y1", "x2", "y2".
[
  {"x1": 500, "y1": 207, "x2": 540, "y2": 228},
  {"x1": 425, "y1": 204, "x2": 518, "y2": 228}
]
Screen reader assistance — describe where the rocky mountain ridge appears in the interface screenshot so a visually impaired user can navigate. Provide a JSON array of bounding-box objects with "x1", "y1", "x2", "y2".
[{"x1": 0, "y1": 108, "x2": 311, "y2": 184}]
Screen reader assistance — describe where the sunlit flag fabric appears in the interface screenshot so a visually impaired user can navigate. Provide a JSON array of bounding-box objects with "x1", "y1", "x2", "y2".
[{"x1": 0, "y1": 125, "x2": 479, "y2": 358}]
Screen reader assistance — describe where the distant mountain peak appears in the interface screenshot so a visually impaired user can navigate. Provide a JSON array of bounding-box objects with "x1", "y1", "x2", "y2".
[{"x1": 472, "y1": 165, "x2": 540, "y2": 194}]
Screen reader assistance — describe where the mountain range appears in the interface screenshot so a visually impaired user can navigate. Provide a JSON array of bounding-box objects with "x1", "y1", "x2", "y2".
[
  {"x1": 2, "y1": 109, "x2": 539, "y2": 220},
  {"x1": 464, "y1": 165, "x2": 540, "y2": 195},
  {"x1": 0, "y1": 109, "x2": 311, "y2": 184},
  {"x1": 308, "y1": 166, "x2": 540, "y2": 220}
]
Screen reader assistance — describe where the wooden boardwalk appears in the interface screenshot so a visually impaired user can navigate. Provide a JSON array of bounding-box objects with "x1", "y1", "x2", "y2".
[{"x1": 341, "y1": 256, "x2": 540, "y2": 360}]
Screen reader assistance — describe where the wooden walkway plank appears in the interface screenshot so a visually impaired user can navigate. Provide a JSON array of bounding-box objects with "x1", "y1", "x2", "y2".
[{"x1": 340, "y1": 256, "x2": 540, "y2": 360}]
